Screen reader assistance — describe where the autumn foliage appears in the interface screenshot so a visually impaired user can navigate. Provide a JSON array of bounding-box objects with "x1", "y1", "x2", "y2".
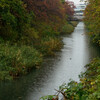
[
  {"x1": 0, "y1": 0, "x2": 75, "y2": 80},
  {"x1": 84, "y1": 0, "x2": 100, "y2": 45},
  {"x1": 22, "y1": 0, "x2": 74, "y2": 20}
]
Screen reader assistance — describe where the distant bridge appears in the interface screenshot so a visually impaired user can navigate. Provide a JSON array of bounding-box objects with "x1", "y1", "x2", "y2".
[
  {"x1": 73, "y1": 15, "x2": 84, "y2": 21},
  {"x1": 72, "y1": 4, "x2": 86, "y2": 21}
]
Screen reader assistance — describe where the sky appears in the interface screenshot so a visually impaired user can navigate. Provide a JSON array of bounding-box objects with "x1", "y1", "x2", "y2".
[{"x1": 68, "y1": 0, "x2": 82, "y2": 4}]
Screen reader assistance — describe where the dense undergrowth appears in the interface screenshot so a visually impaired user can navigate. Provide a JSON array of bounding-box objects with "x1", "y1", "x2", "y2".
[
  {"x1": 0, "y1": 0, "x2": 77, "y2": 80},
  {"x1": 84, "y1": 0, "x2": 100, "y2": 45},
  {"x1": 0, "y1": 43, "x2": 43, "y2": 80}
]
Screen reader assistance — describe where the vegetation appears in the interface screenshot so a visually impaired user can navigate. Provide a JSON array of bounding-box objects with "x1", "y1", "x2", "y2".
[
  {"x1": 84, "y1": 0, "x2": 100, "y2": 45},
  {"x1": 0, "y1": 43, "x2": 42, "y2": 80},
  {"x1": 0, "y1": 0, "x2": 76, "y2": 80},
  {"x1": 60, "y1": 58, "x2": 100, "y2": 100},
  {"x1": 40, "y1": 58, "x2": 100, "y2": 100},
  {"x1": 40, "y1": 0, "x2": 100, "y2": 99}
]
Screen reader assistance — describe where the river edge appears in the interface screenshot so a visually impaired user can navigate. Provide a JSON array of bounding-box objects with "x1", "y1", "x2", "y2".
[
  {"x1": 1, "y1": 22, "x2": 100, "y2": 100},
  {"x1": 0, "y1": 21, "x2": 79, "y2": 81},
  {"x1": 40, "y1": 22, "x2": 100, "y2": 100},
  {"x1": 40, "y1": 58, "x2": 100, "y2": 100}
]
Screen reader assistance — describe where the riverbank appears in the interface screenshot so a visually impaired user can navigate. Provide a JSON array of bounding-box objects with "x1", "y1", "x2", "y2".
[
  {"x1": 39, "y1": 21, "x2": 100, "y2": 100},
  {"x1": 62, "y1": 58, "x2": 100, "y2": 100},
  {"x1": 40, "y1": 58, "x2": 100, "y2": 100},
  {"x1": 84, "y1": 0, "x2": 100, "y2": 46},
  {"x1": 1, "y1": 22, "x2": 100, "y2": 100},
  {"x1": 0, "y1": 21, "x2": 78, "y2": 80},
  {"x1": 40, "y1": 0, "x2": 100, "y2": 99},
  {"x1": 0, "y1": 0, "x2": 77, "y2": 80}
]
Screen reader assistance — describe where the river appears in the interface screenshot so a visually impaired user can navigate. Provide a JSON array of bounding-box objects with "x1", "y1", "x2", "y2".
[{"x1": 0, "y1": 22, "x2": 100, "y2": 100}]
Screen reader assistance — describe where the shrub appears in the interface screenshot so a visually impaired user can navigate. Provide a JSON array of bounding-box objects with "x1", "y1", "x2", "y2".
[
  {"x1": 34, "y1": 22, "x2": 60, "y2": 37},
  {"x1": 84, "y1": 0, "x2": 100, "y2": 45},
  {"x1": 0, "y1": 43, "x2": 42, "y2": 80},
  {"x1": 61, "y1": 23, "x2": 74, "y2": 34},
  {"x1": 0, "y1": 0, "x2": 37, "y2": 43},
  {"x1": 39, "y1": 37, "x2": 63, "y2": 56},
  {"x1": 70, "y1": 21, "x2": 78, "y2": 27}
]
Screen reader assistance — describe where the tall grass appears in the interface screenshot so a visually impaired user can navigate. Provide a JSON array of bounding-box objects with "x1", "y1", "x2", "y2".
[
  {"x1": 61, "y1": 23, "x2": 74, "y2": 34},
  {"x1": 40, "y1": 37, "x2": 63, "y2": 56},
  {"x1": 0, "y1": 43, "x2": 42, "y2": 80}
]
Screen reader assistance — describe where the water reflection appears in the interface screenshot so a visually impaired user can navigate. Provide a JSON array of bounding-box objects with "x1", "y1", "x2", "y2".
[{"x1": 0, "y1": 22, "x2": 100, "y2": 100}]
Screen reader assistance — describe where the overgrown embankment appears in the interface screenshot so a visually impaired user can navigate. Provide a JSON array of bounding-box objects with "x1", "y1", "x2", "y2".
[
  {"x1": 0, "y1": 0, "x2": 77, "y2": 80},
  {"x1": 84, "y1": 0, "x2": 100, "y2": 45}
]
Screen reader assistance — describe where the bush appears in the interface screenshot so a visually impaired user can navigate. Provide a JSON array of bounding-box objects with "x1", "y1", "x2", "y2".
[
  {"x1": 39, "y1": 37, "x2": 63, "y2": 56},
  {"x1": 84, "y1": 0, "x2": 100, "y2": 45},
  {"x1": 0, "y1": 43, "x2": 42, "y2": 80},
  {"x1": 61, "y1": 23, "x2": 74, "y2": 34},
  {"x1": 70, "y1": 21, "x2": 78, "y2": 27},
  {"x1": 34, "y1": 22, "x2": 60, "y2": 37},
  {"x1": 0, "y1": 0, "x2": 37, "y2": 43},
  {"x1": 62, "y1": 58, "x2": 100, "y2": 100}
]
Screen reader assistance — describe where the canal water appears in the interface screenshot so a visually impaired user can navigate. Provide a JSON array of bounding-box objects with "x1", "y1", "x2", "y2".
[{"x1": 0, "y1": 22, "x2": 100, "y2": 100}]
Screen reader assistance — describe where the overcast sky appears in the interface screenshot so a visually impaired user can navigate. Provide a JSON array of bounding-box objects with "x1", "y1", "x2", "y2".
[{"x1": 68, "y1": 0, "x2": 81, "y2": 4}]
